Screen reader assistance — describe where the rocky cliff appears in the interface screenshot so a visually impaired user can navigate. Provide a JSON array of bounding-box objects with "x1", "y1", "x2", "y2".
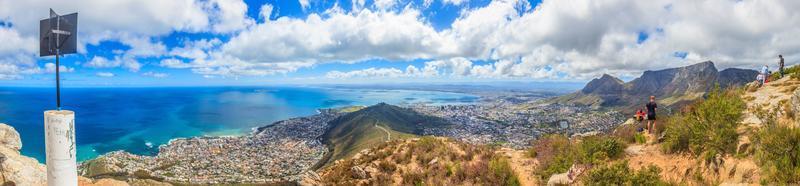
[
  {"x1": 553, "y1": 61, "x2": 758, "y2": 109},
  {"x1": 0, "y1": 123, "x2": 47, "y2": 185},
  {"x1": 0, "y1": 123, "x2": 149, "y2": 186}
]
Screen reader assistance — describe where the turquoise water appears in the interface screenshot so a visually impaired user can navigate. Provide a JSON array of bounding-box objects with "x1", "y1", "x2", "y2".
[{"x1": 0, "y1": 86, "x2": 478, "y2": 162}]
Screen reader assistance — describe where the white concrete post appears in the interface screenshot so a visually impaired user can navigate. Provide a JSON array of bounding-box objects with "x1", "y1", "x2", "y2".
[{"x1": 44, "y1": 110, "x2": 77, "y2": 186}]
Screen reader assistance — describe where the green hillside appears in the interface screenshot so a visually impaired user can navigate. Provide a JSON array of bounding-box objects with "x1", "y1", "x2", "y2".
[{"x1": 317, "y1": 103, "x2": 452, "y2": 168}]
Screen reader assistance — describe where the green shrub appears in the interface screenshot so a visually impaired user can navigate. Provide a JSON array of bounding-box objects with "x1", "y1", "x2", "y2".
[
  {"x1": 634, "y1": 133, "x2": 647, "y2": 144},
  {"x1": 576, "y1": 135, "x2": 626, "y2": 164},
  {"x1": 661, "y1": 113, "x2": 692, "y2": 153},
  {"x1": 612, "y1": 122, "x2": 639, "y2": 144},
  {"x1": 378, "y1": 160, "x2": 396, "y2": 173},
  {"x1": 488, "y1": 156, "x2": 521, "y2": 186},
  {"x1": 772, "y1": 64, "x2": 800, "y2": 80},
  {"x1": 791, "y1": 71, "x2": 800, "y2": 80},
  {"x1": 661, "y1": 87, "x2": 744, "y2": 164},
  {"x1": 531, "y1": 134, "x2": 574, "y2": 180},
  {"x1": 402, "y1": 170, "x2": 426, "y2": 185},
  {"x1": 525, "y1": 148, "x2": 537, "y2": 158},
  {"x1": 532, "y1": 134, "x2": 626, "y2": 182},
  {"x1": 585, "y1": 161, "x2": 670, "y2": 186},
  {"x1": 753, "y1": 125, "x2": 800, "y2": 183}
]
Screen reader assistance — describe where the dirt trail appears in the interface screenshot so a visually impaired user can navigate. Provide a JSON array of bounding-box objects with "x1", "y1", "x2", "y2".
[
  {"x1": 625, "y1": 132, "x2": 761, "y2": 185},
  {"x1": 498, "y1": 148, "x2": 539, "y2": 186},
  {"x1": 374, "y1": 124, "x2": 391, "y2": 141}
]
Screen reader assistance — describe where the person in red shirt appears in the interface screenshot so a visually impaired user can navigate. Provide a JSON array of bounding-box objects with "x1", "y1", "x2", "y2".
[{"x1": 634, "y1": 109, "x2": 645, "y2": 122}]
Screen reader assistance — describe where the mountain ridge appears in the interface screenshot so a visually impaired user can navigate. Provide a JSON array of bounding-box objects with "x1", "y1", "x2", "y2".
[
  {"x1": 317, "y1": 103, "x2": 452, "y2": 168},
  {"x1": 552, "y1": 61, "x2": 757, "y2": 109}
]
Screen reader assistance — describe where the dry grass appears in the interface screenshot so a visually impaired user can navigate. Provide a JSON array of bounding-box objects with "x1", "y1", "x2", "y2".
[
  {"x1": 781, "y1": 85, "x2": 798, "y2": 94},
  {"x1": 319, "y1": 137, "x2": 520, "y2": 185}
]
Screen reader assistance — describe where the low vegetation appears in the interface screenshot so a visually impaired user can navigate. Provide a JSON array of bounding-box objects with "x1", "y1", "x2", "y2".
[
  {"x1": 753, "y1": 125, "x2": 800, "y2": 184},
  {"x1": 584, "y1": 160, "x2": 670, "y2": 186},
  {"x1": 529, "y1": 134, "x2": 573, "y2": 180},
  {"x1": 771, "y1": 64, "x2": 800, "y2": 80},
  {"x1": 320, "y1": 137, "x2": 520, "y2": 186},
  {"x1": 529, "y1": 134, "x2": 626, "y2": 182},
  {"x1": 320, "y1": 103, "x2": 452, "y2": 167},
  {"x1": 612, "y1": 122, "x2": 639, "y2": 144},
  {"x1": 576, "y1": 135, "x2": 626, "y2": 164},
  {"x1": 661, "y1": 87, "x2": 744, "y2": 165}
]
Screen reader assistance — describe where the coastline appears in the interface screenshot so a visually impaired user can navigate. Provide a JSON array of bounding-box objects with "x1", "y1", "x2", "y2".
[{"x1": 1, "y1": 86, "x2": 488, "y2": 163}]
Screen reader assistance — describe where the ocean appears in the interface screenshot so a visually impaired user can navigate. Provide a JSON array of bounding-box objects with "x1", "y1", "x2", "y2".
[{"x1": 0, "y1": 86, "x2": 479, "y2": 162}]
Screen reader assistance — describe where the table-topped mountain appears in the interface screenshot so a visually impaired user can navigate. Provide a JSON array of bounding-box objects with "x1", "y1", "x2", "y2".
[{"x1": 552, "y1": 61, "x2": 757, "y2": 109}]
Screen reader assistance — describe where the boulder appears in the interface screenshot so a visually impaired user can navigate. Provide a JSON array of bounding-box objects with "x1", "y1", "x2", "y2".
[
  {"x1": 351, "y1": 166, "x2": 367, "y2": 179},
  {"x1": 298, "y1": 171, "x2": 321, "y2": 186},
  {"x1": 427, "y1": 158, "x2": 439, "y2": 165},
  {"x1": 625, "y1": 145, "x2": 644, "y2": 156},
  {"x1": 0, "y1": 123, "x2": 46, "y2": 185},
  {"x1": 546, "y1": 164, "x2": 588, "y2": 186},
  {"x1": 546, "y1": 173, "x2": 569, "y2": 186},
  {"x1": 0, "y1": 124, "x2": 21, "y2": 150},
  {"x1": 79, "y1": 157, "x2": 123, "y2": 178}
]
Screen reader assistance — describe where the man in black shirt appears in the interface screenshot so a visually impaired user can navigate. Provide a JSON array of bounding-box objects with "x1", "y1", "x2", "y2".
[
  {"x1": 779, "y1": 54, "x2": 785, "y2": 78},
  {"x1": 646, "y1": 96, "x2": 657, "y2": 134}
]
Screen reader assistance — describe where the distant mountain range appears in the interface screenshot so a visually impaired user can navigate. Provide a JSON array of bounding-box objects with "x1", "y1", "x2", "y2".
[{"x1": 551, "y1": 61, "x2": 757, "y2": 110}]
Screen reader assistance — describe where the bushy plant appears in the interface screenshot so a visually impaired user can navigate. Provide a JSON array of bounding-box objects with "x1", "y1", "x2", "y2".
[
  {"x1": 585, "y1": 161, "x2": 670, "y2": 186},
  {"x1": 488, "y1": 156, "x2": 521, "y2": 186},
  {"x1": 772, "y1": 64, "x2": 800, "y2": 80},
  {"x1": 612, "y1": 122, "x2": 640, "y2": 144},
  {"x1": 378, "y1": 160, "x2": 396, "y2": 173},
  {"x1": 753, "y1": 125, "x2": 800, "y2": 183},
  {"x1": 402, "y1": 170, "x2": 426, "y2": 185},
  {"x1": 661, "y1": 87, "x2": 744, "y2": 164},
  {"x1": 531, "y1": 134, "x2": 574, "y2": 180},
  {"x1": 532, "y1": 134, "x2": 626, "y2": 182},
  {"x1": 576, "y1": 135, "x2": 626, "y2": 164},
  {"x1": 634, "y1": 133, "x2": 647, "y2": 144},
  {"x1": 525, "y1": 148, "x2": 537, "y2": 158}
]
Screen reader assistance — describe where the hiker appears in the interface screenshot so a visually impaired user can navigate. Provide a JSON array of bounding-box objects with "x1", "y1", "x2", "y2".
[
  {"x1": 756, "y1": 73, "x2": 764, "y2": 87},
  {"x1": 779, "y1": 54, "x2": 785, "y2": 78},
  {"x1": 761, "y1": 65, "x2": 769, "y2": 84},
  {"x1": 634, "y1": 109, "x2": 645, "y2": 122},
  {"x1": 646, "y1": 96, "x2": 657, "y2": 133}
]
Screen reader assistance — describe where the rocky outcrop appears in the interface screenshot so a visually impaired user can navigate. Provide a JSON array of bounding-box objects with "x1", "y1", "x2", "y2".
[
  {"x1": 0, "y1": 123, "x2": 142, "y2": 186},
  {"x1": 581, "y1": 74, "x2": 625, "y2": 95},
  {"x1": 628, "y1": 61, "x2": 719, "y2": 98},
  {"x1": 0, "y1": 123, "x2": 46, "y2": 185},
  {"x1": 555, "y1": 61, "x2": 758, "y2": 110}
]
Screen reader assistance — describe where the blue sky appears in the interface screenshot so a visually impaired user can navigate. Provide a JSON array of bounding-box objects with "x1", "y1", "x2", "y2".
[{"x1": 0, "y1": 0, "x2": 796, "y2": 87}]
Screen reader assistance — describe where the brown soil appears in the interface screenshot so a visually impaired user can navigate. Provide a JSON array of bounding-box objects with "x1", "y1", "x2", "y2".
[
  {"x1": 498, "y1": 148, "x2": 539, "y2": 186},
  {"x1": 625, "y1": 133, "x2": 761, "y2": 185}
]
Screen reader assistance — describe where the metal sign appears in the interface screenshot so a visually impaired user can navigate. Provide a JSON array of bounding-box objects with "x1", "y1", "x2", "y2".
[
  {"x1": 39, "y1": 9, "x2": 77, "y2": 110},
  {"x1": 40, "y1": 10, "x2": 77, "y2": 56}
]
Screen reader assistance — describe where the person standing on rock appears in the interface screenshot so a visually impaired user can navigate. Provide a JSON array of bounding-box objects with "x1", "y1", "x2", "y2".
[
  {"x1": 762, "y1": 65, "x2": 770, "y2": 84},
  {"x1": 779, "y1": 54, "x2": 785, "y2": 78},
  {"x1": 646, "y1": 96, "x2": 658, "y2": 134}
]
